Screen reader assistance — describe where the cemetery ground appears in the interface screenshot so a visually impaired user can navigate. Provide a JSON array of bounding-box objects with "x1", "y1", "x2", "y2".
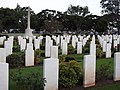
[
  {"x1": 9, "y1": 54, "x2": 120, "y2": 90},
  {"x1": 1, "y1": 33, "x2": 120, "y2": 90}
]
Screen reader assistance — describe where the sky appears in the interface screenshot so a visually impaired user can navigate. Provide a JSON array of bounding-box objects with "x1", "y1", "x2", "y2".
[{"x1": 0, "y1": 0, "x2": 102, "y2": 15}]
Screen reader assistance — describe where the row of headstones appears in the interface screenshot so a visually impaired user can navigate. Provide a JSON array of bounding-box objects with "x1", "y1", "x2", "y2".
[
  {"x1": 1, "y1": 51, "x2": 120, "y2": 90},
  {"x1": 0, "y1": 36, "x2": 11, "y2": 90},
  {"x1": 45, "y1": 35, "x2": 90, "y2": 57},
  {"x1": 0, "y1": 36, "x2": 14, "y2": 63},
  {"x1": 18, "y1": 36, "x2": 43, "y2": 51},
  {"x1": 44, "y1": 37, "x2": 120, "y2": 90},
  {"x1": 97, "y1": 35, "x2": 112, "y2": 58},
  {"x1": 98, "y1": 34, "x2": 120, "y2": 58}
]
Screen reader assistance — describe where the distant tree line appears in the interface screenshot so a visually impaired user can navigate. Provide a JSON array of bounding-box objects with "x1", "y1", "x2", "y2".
[{"x1": 0, "y1": 2, "x2": 118, "y2": 34}]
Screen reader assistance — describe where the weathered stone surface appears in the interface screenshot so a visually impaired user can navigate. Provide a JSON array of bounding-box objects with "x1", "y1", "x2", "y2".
[
  {"x1": 114, "y1": 52, "x2": 120, "y2": 81},
  {"x1": 43, "y1": 58, "x2": 59, "y2": 90},
  {"x1": 83, "y1": 55, "x2": 96, "y2": 87},
  {"x1": 50, "y1": 46, "x2": 58, "y2": 58},
  {"x1": 0, "y1": 62, "x2": 9, "y2": 90}
]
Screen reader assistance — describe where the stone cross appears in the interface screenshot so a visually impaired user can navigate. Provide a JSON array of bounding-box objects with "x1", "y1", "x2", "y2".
[{"x1": 24, "y1": 6, "x2": 33, "y2": 38}]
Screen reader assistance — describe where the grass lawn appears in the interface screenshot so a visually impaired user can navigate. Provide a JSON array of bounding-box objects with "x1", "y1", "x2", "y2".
[
  {"x1": 9, "y1": 65, "x2": 43, "y2": 90},
  {"x1": 9, "y1": 54, "x2": 118, "y2": 90}
]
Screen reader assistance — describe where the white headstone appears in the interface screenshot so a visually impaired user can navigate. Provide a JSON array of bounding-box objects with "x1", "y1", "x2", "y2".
[
  {"x1": 34, "y1": 39, "x2": 40, "y2": 50},
  {"x1": 20, "y1": 39, "x2": 26, "y2": 51},
  {"x1": 106, "y1": 43, "x2": 111, "y2": 58},
  {"x1": 43, "y1": 58, "x2": 59, "y2": 90},
  {"x1": 62, "y1": 41, "x2": 68, "y2": 55},
  {"x1": 77, "y1": 42, "x2": 82, "y2": 54},
  {"x1": 0, "y1": 48, "x2": 6, "y2": 62},
  {"x1": 50, "y1": 46, "x2": 58, "y2": 58},
  {"x1": 0, "y1": 62, "x2": 8, "y2": 90},
  {"x1": 114, "y1": 52, "x2": 120, "y2": 81},
  {"x1": 83, "y1": 55, "x2": 96, "y2": 87},
  {"x1": 25, "y1": 43, "x2": 34, "y2": 66}
]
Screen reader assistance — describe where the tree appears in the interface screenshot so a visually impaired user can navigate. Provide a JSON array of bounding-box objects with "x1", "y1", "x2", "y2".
[
  {"x1": 100, "y1": 0, "x2": 118, "y2": 14},
  {"x1": 66, "y1": 5, "x2": 90, "y2": 16},
  {"x1": 42, "y1": 18, "x2": 63, "y2": 34}
]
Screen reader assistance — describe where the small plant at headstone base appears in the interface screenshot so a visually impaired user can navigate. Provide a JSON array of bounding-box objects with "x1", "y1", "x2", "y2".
[
  {"x1": 96, "y1": 61, "x2": 113, "y2": 81},
  {"x1": 58, "y1": 55, "x2": 66, "y2": 63},
  {"x1": 6, "y1": 52, "x2": 25, "y2": 68},
  {"x1": 10, "y1": 68, "x2": 46, "y2": 90},
  {"x1": 13, "y1": 45, "x2": 20, "y2": 52},
  {"x1": 34, "y1": 49, "x2": 41, "y2": 65},
  {"x1": 59, "y1": 61, "x2": 82, "y2": 88},
  {"x1": 96, "y1": 44, "x2": 104, "y2": 58},
  {"x1": 65, "y1": 56, "x2": 75, "y2": 62},
  {"x1": 68, "y1": 44, "x2": 76, "y2": 54},
  {"x1": 82, "y1": 42, "x2": 90, "y2": 54},
  {"x1": 13, "y1": 37, "x2": 18, "y2": 46}
]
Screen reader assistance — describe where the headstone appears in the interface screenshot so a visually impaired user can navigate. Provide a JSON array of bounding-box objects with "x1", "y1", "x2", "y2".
[
  {"x1": 4, "y1": 41, "x2": 12, "y2": 56},
  {"x1": 0, "y1": 48, "x2": 6, "y2": 62},
  {"x1": 0, "y1": 62, "x2": 8, "y2": 90},
  {"x1": 90, "y1": 41, "x2": 96, "y2": 56},
  {"x1": 43, "y1": 58, "x2": 59, "y2": 90},
  {"x1": 114, "y1": 52, "x2": 120, "y2": 81},
  {"x1": 83, "y1": 55, "x2": 96, "y2": 87},
  {"x1": 62, "y1": 41, "x2": 68, "y2": 55},
  {"x1": 103, "y1": 40, "x2": 107, "y2": 52},
  {"x1": 106, "y1": 43, "x2": 111, "y2": 58},
  {"x1": 20, "y1": 39, "x2": 26, "y2": 51},
  {"x1": 50, "y1": 46, "x2": 58, "y2": 58},
  {"x1": 25, "y1": 43, "x2": 34, "y2": 66},
  {"x1": 45, "y1": 36, "x2": 53, "y2": 57},
  {"x1": 77, "y1": 42, "x2": 82, "y2": 54},
  {"x1": 34, "y1": 39, "x2": 40, "y2": 50}
]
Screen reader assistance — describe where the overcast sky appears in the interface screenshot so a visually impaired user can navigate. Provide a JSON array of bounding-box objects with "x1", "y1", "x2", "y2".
[{"x1": 1, "y1": 0, "x2": 102, "y2": 15}]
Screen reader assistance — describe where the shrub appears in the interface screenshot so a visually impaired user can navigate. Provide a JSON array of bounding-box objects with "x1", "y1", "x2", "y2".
[
  {"x1": 96, "y1": 44, "x2": 104, "y2": 58},
  {"x1": 34, "y1": 49, "x2": 41, "y2": 65},
  {"x1": 13, "y1": 45, "x2": 20, "y2": 52},
  {"x1": 41, "y1": 51, "x2": 45, "y2": 57},
  {"x1": 6, "y1": 52, "x2": 25, "y2": 68},
  {"x1": 68, "y1": 44, "x2": 76, "y2": 54},
  {"x1": 59, "y1": 61, "x2": 82, "y2": 88},
  {"x1": 83, "y1": 41, "x2": 90, "y2": 54},
  {"x1": 96, "y1": 61, "x2": 113, "y2": 81},
  {"x1": 13, "y1": 37, "x2": 18, "y2": 46},
  {"x1": 65, "y1": 56, "x2": 75, "y2": 62},
  {"x1": 10, "y1": 69, "x2": 46, "y2": 90},
  {"x1": 58, "y1": 55, "x2": 66, "y2": 63}
]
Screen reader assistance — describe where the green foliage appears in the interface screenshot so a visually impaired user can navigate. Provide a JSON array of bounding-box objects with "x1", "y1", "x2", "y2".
[
  {"x1": 34, "y1": 49, "x2": 41, "y2": 65},
  {"x1": 58, "y1": 55, "x2": 66, "y2": 63},
  {"x1": 59, "y1": 61, "x2": 82, "y2": 88},
  {"x1": 65, "y1": 56, "x2": 75, "y2": 62},
  {"x1": 10, "y1": 68, "x2": 46, "y2": 90},
  {"x1": 96, "y1": 61, "x2": 113, "y2": 81},
  {"x1": 13, "y1": 37, "x2": 18, "y2": 46},
  {"x1": 13, "y1": 45, "x2": 20, "y2": 52},
  {"x1": 6, "y1": 52, "x2": 25, "y2": 68},
  {"x1": 68, "y1": 44, "x2": 76, "y2": 54},
  {"x1": 83, "y1": 40, "x2": 90, "y2": 54},
  {"x1": 96, "y1": 44, "x2": 104, "y2": 58},
  {"x1": 35, "y1": 49, "x2": 41, "y2": 57}
]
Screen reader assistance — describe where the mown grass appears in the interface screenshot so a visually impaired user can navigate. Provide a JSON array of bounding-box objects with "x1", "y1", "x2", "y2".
[{"x1": 10, "y1": 65, "x2": 43, "y2": 90}]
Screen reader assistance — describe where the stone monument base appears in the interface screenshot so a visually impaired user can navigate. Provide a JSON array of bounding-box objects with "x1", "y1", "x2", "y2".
[{"x1": 24, "y1": 28, "x2": 34, "y2": 38}]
